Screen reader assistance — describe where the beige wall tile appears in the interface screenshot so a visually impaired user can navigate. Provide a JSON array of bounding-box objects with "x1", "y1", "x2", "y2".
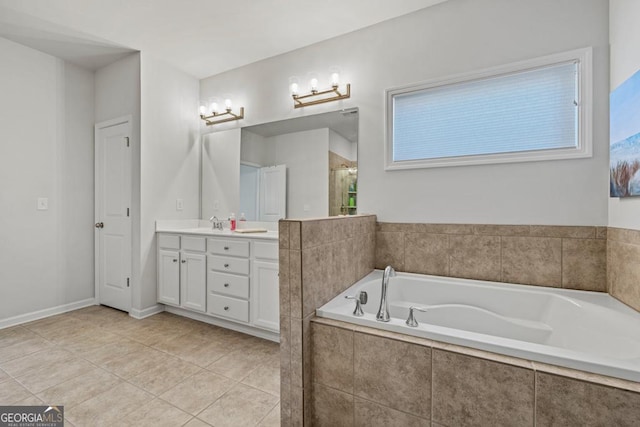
[
  {"x1": 311, "y1": 323, "x2": 354, "y2": 393},
  {"x1": 354, "y1": 398, "x2": 429, "y2": 427},
  {"x1": 450, "y1": 234, "x2": 501, "y2": 281},
  {"x1": 376, "y1": 222, "x2": 414, "y2": 233},
  {"x1": 536, "y1": 372, "x2": 640, "y2": 426},
  {"x1": 290, "y1": 319, "x2": 303, "y2": 388},
  {"x1": 279, "y1": 220, "x2": 290, "y2": 249},
  {"x1": 333, "y1": 239, "x2": 357, "y2": 298},
  {"x1": 530, "y1": 225, "x2": 596, "y2": 239},
  {"x1": 354, "y1": 332, "x2": 431, "y2": 418},
  {"x1": 290, "y1": 221, "x2": 301, "y2": 250},
  {"x1": 332, "y1": 217, "x2": 355, "y2": 242},
  {"x1": 502, "y1": 236, "x2": 562, "y2": 287},
  {"x1": 279, "y1": 249, "x2": 290, "y2": 317},
  {"x1": 562, "y1": 238, "x2": 607, "y2": 291},
  {"x1": 375, "y1": 232, "x2": 405, "y2": 270},
  {"x1": 312, "y1": 383, "x2": 354, "y2": 427},
  {"x1": 432, "y1": 349, "x2": 534, "y2": 426},
  {"x1": 290, "y1": 385, "x2": 304, "y2": 426},
  {"x1": 596, "y1": 226, "x2": 608, "y2": 239},
  {"x1": 473, "y1": 224, "x2": 531, "y2": 236},
  {"x1": 280, "y1": 379, "x2": 291, "y2": 427},
  {"x1": 609, "y1": 227, "x2": 640, "y2": 245},
  {"x1": 608, "y1": 241, "x2": 640, "y2": 312},
  {"x1": 404, "y1": 233, "x2": 449, "y2": 276},
  {"x1": 354, "y1": 232, "x2": 375, "y2": 280},
  {"x1": 289, "y1": 250, "x2": 302, "y2": 319},
  {"x1": 413, "y1": 223, "x2": 475, "y2": 234},
  {"x1": 302, "y1": 244, "x2": 332, "y2": 317},
  {"x1": 301, "y1": 220, "x2": 333, "y2": 248},
  {"x1": 279, "y1": 315, "x2": 291, "y2": 386}
]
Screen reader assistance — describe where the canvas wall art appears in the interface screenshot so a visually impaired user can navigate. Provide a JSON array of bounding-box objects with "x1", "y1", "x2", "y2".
[{"x1": 610, "y1": 68, "x2": 640, "y2": 197}]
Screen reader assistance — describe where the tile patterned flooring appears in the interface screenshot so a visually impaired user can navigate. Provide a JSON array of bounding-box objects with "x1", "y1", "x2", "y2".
[{"x1": 0, "y1": 306, "x2": 280, "y2": 426}]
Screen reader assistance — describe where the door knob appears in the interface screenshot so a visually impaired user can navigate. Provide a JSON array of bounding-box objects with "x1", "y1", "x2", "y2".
[{"x1": 95, "y1": 222, "x2": 104, "y2": 229}]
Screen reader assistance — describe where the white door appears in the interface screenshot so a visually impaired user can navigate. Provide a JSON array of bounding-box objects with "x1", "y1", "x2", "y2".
[
  {"x1": 180, "y1": 252, "x2": 206, "y2": 312},
  {"x1": 259, "y1": 164, "x2": 286, "y2": 222},
  {"x1": 95, "y1": 118, "x2": 132, "y2": 312}
]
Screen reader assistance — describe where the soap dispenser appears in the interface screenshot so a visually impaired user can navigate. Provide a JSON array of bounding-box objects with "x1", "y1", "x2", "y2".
[{"x1": 229, "y1": 213, "x2": 236, "y2": 231}]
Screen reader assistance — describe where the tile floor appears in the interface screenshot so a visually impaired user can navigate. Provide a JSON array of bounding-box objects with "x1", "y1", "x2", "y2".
[{"x1": 0, "y1": 305, "x2": 280, "y2": 426}]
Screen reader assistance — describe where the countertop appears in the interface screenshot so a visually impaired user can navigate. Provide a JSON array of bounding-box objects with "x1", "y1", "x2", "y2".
[{"x1": 155, "y1": 219, "x2": 279, "y2": 240}]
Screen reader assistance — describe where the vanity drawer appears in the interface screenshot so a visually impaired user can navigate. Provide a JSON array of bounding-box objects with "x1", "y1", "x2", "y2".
[
  {"x1": 254, "y1": 241, "x2": 278, "y2": 261},
  {"x1": 207, "y1": 294, "x2": 249, "y2": 323},
  {"x1": 158, "y1": 234, "x2": 180, "y2": 250},
  {"x1": 208, "y1": 239, "x2": 249, "y2": 257},
  {"x1": 208, "y1": 255, "x2": 250, "y2": 275},
  {"x1": 208, "y1": 271, "x2": 249, "y2": 299},
  {"x1": 181, "y1": 236, "x2": 206, "y2": 252}
]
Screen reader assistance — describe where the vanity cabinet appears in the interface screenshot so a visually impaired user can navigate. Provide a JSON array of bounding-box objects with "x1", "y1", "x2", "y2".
[
  {"x1": 156, "y1": 230, "x2": 279, "y2": 339},
  {"x1": 207, "y1": 238, "x2": 251, "y2": 323},
  {"x1": 157, "y1": 234, "x2": 206, "y2": 312}
]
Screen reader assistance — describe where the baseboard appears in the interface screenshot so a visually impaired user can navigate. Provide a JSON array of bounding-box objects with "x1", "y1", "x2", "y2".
[
  {"x1": 164, "y1": 306, "x2": 280, "y2": 343},
  {"x1": 129, "y1": 304, "x2": 164, "y2": 319},
  {"x1": 0, "y1": 298, "x2": 97, "y2": 330}
]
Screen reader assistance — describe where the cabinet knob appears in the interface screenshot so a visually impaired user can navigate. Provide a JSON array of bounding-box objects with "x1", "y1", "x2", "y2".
[
  {"x1": 173, "y1": 259, "x2": 178, "y2": 263},
  {"x1": 224, "y1": 306, "x2": 229, "y2": 311},
  {"x1": 95, "y1": 222, "x2": 104, "y2": 229},
  {"x1": 181, "y1": 260, "x2": 186, "y2": 263},
  {"x1": 224, "y1": 263, "x2": 229, "y2": 268},
  {"x1": 224, "y1": 246, "x2": 230, "y2": 250},
  {"x1": 224, "y1": 283, "x2": 230, "y2": 287}
]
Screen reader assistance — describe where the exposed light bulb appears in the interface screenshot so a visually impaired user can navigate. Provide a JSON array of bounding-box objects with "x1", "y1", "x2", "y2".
[
  {"x1": 291, "y1": 82, "x2": 299, "y2": 96},
  {"x1": 331, "y1": 72, "x2": 340, "y2": 87},
  {"x1": 310, "y1": 78, "x2": 318, "y2": 91},
  {"x1": 225, "y1": 99, "x2": 232, "y2": 110},
  {"x1": 210, "y1": 102, "x2": 219, "y2": 114},
  {"x1": 199, "y1": 105, "x2": 207, "y2": 116}
]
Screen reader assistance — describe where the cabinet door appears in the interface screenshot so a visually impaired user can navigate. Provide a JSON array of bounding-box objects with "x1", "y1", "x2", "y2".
[
  {"x1": 158, "y1": 249, "x2": 180, "y2": 305},
  {"x1": 181, "y1": 252, "x2": 207, "y2": 312},
  {"x1": 251, "y1": 260, "x2": 280, "y2": 331}
]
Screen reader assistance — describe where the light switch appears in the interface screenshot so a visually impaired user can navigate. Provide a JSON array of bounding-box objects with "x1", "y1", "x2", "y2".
[
  {"x1": 303, "y1": 204, "x2": 310, "y2": 212},
  {"x1": 37, "y1": 198, "x2": 48, "y2": 210},
  {"x1": 176, "y1": 198, "x2": 184, "y2": 211},
  {"x1": 213, "y1": 200, "x2": 220, "y2": 211}
]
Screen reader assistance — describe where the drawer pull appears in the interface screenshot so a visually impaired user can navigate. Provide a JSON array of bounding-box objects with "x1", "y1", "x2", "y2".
[
  {"x1": 181, "y1": 260, "x2": 186, "y2": 263},
  {"x1": 224, "y1": 246, "x2": 230, "y2": 250},
  {"x1": 224, "y1": 306, "x2": 229, "y2": 311},
  {"x1": 173, "y1": 259, "x2": 177, "y2": 263},
  {"x1": 224, "y1": 263, "x2": 229, "y2": 268},
  {"x1": 224, "y1": 283, "x2": 230, "y2": 287}
]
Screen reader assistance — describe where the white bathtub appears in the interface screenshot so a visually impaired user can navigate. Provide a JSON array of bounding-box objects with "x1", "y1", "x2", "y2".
[{"x1": 316, "y1": 270, "x2": 640, "y2": 382}]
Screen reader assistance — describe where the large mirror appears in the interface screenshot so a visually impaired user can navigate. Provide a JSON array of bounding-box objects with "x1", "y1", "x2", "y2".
[{"x1": 201, "y1": 108, "x2": 358, "y2": 221}]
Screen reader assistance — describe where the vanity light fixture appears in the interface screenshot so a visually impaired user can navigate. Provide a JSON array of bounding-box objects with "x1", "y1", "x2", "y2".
[
  {"x1": 290, "y1": 71, "x2": 351, "y2": 108},
  {"x1": 199, "y1": 98, "x2": 245, "y2": 126}
]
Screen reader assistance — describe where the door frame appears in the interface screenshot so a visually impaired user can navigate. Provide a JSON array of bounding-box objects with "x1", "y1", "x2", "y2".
[{"x1": 94, "y1": 115, "x2": 133, "y2": 309}]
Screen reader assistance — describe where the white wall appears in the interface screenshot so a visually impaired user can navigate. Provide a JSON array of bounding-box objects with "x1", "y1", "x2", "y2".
[
  {"x1": 609, "y1": 0, "x2": 640, "y2": 230},
  {"x1": 329, "y1": 129, "x2": 355, "y2": 162},
  {"x1": 200, "y1": 0, "x2": 609, "y2": 225},
  {"x1": 0, "y1": 37, "x2": 95, "y2": 323},
  {"x1": 95, "y1": 53, "x2": 143, "y2": 310},
  {"x1": 269, "y1": 128, "x2": 329, "y2": 218},
  {"x1": 139, "y1": 54, "x2": 201, "y2": 311}
]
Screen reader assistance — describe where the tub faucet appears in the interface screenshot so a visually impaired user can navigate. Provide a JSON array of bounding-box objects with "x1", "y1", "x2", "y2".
[{"x1": 376, "y1": 266, "x2": 396, "y2": 322}]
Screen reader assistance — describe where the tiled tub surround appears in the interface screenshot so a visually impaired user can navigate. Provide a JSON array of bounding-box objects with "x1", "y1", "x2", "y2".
[
  {"x1": 311, "y1": 318, "x2": 640, "y2": 427},
  {"x1": 278, "y1": 215, "x2": 377, "y2": 426},
  {"x1": 317, "y1": 270, "x2": 640, "y2": 382},
  {"x1": 608, "y1": 227, "x2": 640, "y2": 312},
  {"x1": 376, "y1": 223, "x2": 608, "y2": 291}
]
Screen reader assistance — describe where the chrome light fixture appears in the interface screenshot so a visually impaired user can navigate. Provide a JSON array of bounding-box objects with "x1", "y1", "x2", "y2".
[
  {"x1": 290, "y1": 70, "x2": 351, "y2": 108},
  {"x1": 199, "y1": 98, "x2": 244, "y2": 126}
]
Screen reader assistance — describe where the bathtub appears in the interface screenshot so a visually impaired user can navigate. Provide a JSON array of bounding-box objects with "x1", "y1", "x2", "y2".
[{"x1": 316, "y1": 270, "x2": 640, "y2": 382}]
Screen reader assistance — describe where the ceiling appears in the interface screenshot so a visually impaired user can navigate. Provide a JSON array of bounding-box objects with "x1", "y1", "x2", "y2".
[{"x1": 0, "y1": 0, "x2": 448, "y2": 79}]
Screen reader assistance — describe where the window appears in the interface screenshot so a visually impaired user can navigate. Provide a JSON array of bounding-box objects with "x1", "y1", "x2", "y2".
[{"x1": 385, "y1": 48, "x2": 592, "y2": 169}]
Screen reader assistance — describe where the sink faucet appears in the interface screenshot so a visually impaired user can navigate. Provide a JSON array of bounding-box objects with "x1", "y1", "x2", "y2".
[
  {"x1": 376, "y1": 265, "x2": 396, "y2": 322},
  {"x1": 209, "y1": 216, "x2": 224, "y2": 230}
]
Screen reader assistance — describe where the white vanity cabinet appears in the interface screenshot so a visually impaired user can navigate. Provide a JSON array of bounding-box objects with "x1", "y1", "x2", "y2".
[
  {"x1": 156, "y1": 229, "x2": 280, "y2": 340},
  {"x1": 157, "y1": 234, "x2": 207, "y2": 312},
  {"x1": 251, "y1": 241, "x2": 280, "y2": 331},
  {"x1": 207, "y1": 238, "x2": 251, "y2": 323}
]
